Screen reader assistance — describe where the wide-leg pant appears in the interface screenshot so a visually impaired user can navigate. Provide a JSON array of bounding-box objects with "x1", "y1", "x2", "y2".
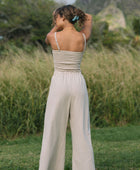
[{"x1": 39, "y1": 71, "x2": 95, "y2": 170}]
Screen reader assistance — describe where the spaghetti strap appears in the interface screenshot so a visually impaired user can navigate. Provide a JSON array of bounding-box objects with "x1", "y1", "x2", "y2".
[
  {"x1": 82, "y1": 33, "x2": 86, "y2": 52},
  {"x1": 54, "y1": 32, "x2": 60, "y2": 51}
]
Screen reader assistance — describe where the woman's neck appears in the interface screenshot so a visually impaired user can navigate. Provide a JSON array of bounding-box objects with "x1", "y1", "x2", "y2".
[
  {"x1": 62, "y1": 21, "x2": 76, "y2": 31},
  {"x1": 63, "y1": 26, "x2": 76, "y2": 31}
]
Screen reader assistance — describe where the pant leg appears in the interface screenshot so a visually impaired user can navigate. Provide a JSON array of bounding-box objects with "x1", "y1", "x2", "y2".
[
  {"x1": 39, "y1": 74, "x2": 71, "y2": 170},
  {"x1": 69, "y1": 74, "x2": 95, "y2": 170}
]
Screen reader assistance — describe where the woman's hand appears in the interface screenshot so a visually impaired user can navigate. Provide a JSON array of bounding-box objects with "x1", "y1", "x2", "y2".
[
  {"x1": 53, "y1": 10, "x2": 56, "y2": 16},
  {"x1": 52, "y1": 10, "x2": 56, "y2": 25}
]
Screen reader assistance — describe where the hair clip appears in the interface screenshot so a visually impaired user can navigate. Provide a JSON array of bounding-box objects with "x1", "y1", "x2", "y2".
[{"x1": 72, "y1": 15, "x2": 79, "y2": 21}]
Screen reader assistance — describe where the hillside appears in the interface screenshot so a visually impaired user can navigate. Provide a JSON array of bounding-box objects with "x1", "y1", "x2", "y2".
[
  {"x1": 74, "y1": 0, "x2": 140, "y2": 17},
  {"x1": 97, "y1": 3, "x2": 126, "y2": 30}
]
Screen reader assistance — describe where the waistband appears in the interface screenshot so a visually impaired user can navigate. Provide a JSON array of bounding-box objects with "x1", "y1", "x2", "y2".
[{"x1": 54, "y1": 68, "x2": 81, "y2": 72}]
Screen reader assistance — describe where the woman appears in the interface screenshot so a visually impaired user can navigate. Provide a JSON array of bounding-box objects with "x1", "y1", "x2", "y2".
[{"x1": 39, "y1": 5, "x2": 95, "y2": 170}]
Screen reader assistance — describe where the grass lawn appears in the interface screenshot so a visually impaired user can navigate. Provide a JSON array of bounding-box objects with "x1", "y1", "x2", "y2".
[{"x1": 0, "y1": 125, "x2": 140, "y2": 170}]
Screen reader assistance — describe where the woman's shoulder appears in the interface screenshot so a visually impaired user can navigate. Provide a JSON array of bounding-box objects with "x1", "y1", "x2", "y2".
[
  {"x1": 57, "y1": 30, "x2": 85, "y2": 39},
  {"x1": 48, "y1": 30, "x2": 85, "y2": 44}
]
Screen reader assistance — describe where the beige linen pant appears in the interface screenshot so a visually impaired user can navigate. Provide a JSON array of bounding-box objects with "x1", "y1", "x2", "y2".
[{"x1": 39, "y1": 71, "x2": 95, "y2": 170}]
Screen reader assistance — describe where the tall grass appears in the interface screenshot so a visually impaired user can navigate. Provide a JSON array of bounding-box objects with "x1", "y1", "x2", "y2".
[
  {"x1": 82, "y1": 46, "x2": 140, "y2": 127},
  {"x1": 0, "y1": 48, "x2": 53, "y2": 138},
  {"x1": 0, "y1": 46, "x2": 140, "y2": 138}
]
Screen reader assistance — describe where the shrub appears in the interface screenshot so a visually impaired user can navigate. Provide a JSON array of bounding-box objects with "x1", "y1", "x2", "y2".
[{"x1": 132, "y1": 17, "x2": 140, "y2": 35}]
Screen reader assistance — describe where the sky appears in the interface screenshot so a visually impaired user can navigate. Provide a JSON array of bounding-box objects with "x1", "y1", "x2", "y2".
[{"x1": 54, "y1": 0, "x2": 76, "y2": 5}]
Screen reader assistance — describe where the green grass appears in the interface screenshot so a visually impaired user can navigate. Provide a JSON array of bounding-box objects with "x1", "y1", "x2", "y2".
[{"x1": 0, "y1": 125, "x2": 140, "y2": 170}]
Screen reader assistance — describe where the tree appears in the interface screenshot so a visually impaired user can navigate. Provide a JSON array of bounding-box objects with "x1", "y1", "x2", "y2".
[{"x1": 0, "y1": 0, "x2": 56, "y2": 49}]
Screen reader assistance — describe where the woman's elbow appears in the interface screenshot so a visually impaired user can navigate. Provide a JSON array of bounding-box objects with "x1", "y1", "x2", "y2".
[
  {"x1": 45, "y1": 37, "x2": 49, "y2": 45},
  {"x1": 45, "y1": 33, "x2": 50, "y2": 45}
]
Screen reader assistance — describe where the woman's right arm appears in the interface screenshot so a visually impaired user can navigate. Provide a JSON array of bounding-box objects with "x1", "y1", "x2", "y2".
[{"x1": 80, "y1": 13, "x2": 93, "y2": 41}]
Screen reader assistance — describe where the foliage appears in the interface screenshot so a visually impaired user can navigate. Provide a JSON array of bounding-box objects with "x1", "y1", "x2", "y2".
[
  {"x1": 0, "y1": 0, "x2": 55, "y2": 48},
  {"x1": 102, "y1": 28, "x2": 133, "y2": 49}
]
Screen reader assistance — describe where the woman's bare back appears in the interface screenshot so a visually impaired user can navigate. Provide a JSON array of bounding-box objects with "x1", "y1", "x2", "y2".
[{"x1": 50, "y1": 30, "x2": 86, "y2": 52}]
